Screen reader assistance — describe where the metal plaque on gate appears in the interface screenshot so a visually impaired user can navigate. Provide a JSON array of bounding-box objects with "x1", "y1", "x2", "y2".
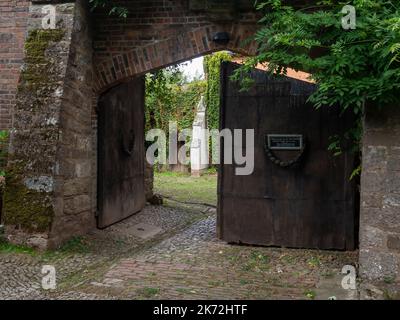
[{"x1": 267, "y1": 134, "x2": 303, "y2": 150}]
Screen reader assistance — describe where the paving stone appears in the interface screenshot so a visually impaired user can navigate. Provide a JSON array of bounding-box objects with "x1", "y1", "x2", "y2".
[
  {"x1": 130, "y1": 223, "x2": 163, "y2": 240},
  {"x1": 0, "y1": 203, "x2": 360, "y2": 300}
]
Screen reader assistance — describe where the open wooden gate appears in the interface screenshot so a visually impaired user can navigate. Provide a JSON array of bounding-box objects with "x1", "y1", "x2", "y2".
[
  {"x1": 218, "y1": 62, "x2": 358, "y2": 250},
  {"x1": 97, "y1": 77, "x2": 146, "y2": 228}
]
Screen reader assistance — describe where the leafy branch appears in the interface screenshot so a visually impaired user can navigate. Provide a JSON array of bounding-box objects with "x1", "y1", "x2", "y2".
[
  {"x1": 234, "y1": 0, "x2": 400, "y2": 177},
  {"x1": 89, "y1": 0, "x2": 129, "y2": 18}
]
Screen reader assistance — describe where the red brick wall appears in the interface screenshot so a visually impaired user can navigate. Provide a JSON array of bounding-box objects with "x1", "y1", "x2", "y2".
[
  {"x1": 0, "y1": 0, "x2": 29, "y2": 130},
  {"x1": 92, "y1": 0, "x2": 259, "y2": 92}
]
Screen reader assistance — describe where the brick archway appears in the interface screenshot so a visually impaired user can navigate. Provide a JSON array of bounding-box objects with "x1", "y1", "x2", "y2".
[
  {"x1": 92, "y1": 23, "x2": 258, "y2": 236},
  {"x1": 93, "y1": 24, "x2": 257, "y2": 93},
  {"x1": 1, "y1": 0, "x2": 261, "y2": 249}
]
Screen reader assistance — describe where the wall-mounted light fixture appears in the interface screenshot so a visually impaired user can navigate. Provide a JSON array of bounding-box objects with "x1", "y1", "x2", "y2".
[{"x1": 212, "y1": 32, "x2": 230, "y2": 45}]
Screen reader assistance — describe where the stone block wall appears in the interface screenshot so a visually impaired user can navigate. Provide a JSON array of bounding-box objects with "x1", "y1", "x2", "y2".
[
  {"x1": 3, "y1": 1, "x2": 76, "y2": 248},
  {"x1": 359, "y1": 104, "x2": 400, "y2": 281},
  {"x1": 48, "y1": 0, "x2": 94, "y2": 247},
  {"x1": 3, "y1": 0, "x2": 95, "y2": 249}
]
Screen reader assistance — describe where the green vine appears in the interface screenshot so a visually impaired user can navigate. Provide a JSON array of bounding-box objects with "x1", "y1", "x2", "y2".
[
  {"x1": 204, "y1": 51, "x2": 233, "y2": 130},
  {"x1": 145, "y1": 67, "x2": 206, "y2": 133}
]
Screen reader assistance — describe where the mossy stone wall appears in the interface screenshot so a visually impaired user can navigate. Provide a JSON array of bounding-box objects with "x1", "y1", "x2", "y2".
[{"x1": 3, "y1": 2, "x2": 78, "y2": 249}]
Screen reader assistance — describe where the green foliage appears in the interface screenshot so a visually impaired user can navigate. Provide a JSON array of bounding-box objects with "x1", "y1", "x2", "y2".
[
  {"x1": 89, "y1": 0, "x2": 129, "y2": 18},
  {"x1": 146, "y1": 52, "x2": 233, "y2": 157},
  {"x1": 204, "y1": 52, "x2": 233, "y2": 130},
  {"x1": 235, "y1": 0, "x2": 400, "y2": 167},
  {"x1": 58, "y1": 236, "x2": 89, "y2": 254},
  {"x1": 0, "y1": 239, "x2": 36, "y2": 255},
  {"x1": 145, "y1": 67, "x2": 206, "y2": 133},
  {"x1": 137, "y1": 287, "x2": 160, "y2": 298},
  {"x1": 304, "y1": 289, "x2": 317, "y2": 300},
  {"x1": 177, "y1": 80, "x2": 208, "y2": 130},
  {"x1": 3, "y1": 160, "x2": 54, "y2": 232},
  {"x1": 22, "y1": 29, "x2": 65, "y2": 91}
]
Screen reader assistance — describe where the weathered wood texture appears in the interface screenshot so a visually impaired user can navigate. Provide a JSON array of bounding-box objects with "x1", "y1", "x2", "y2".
[
  {"x1": 218, "y1": 62, "x2": 358, "y2": 250},
  {"x1": 97, "y1": 77, "x2": 146, "y2": 228}
]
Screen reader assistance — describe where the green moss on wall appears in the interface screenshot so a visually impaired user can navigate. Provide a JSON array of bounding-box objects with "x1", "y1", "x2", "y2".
[
  {"x1": 2, "y1": 161, "x2": 54, "y2": 232},
  {"x1": 20, "y1": 28, "x2": 65, "y2": 91},
  {"x1": 2, "y1": 28, "x2": 65, "y2": 232}
]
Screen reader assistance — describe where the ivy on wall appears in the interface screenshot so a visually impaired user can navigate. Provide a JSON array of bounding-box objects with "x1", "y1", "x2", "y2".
[
  {"x1": 204, "y1": 51, "x2": 233, "y2": 130},
  {"x1": 146, "y1": 52, "x2": 234, "y2": 136},
  {"x1": 145, "y1": 67, "x2": 206, "y2": 133}
]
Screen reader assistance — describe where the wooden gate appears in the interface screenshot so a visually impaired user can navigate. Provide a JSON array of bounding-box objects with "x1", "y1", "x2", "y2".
[
  {"x1": 97, "y1": 77, "x2": 146, "y2": 228},
  {"x1": 218, "y1": 62, "x2": 358, "y2": 250}
]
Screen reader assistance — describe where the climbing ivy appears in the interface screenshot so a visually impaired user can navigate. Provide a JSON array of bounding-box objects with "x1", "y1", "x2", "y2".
[
  {"x1": 204, "y1": 52, "x2": 233, "y2": 130},
  {"x1": 146, "y1": 52, "x2": 233, "y2": 134},
  {"x1": 145, "y1": 67, "x2": 206, "y2": 133}
]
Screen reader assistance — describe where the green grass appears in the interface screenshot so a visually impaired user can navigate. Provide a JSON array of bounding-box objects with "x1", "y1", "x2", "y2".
[
  {"x1": 41, "y1": 236, "x2": 90, "y2": 261},
  {"x1": 208, "y1": 280, "x2": 224, "y2": 287},
  {"x1": 0, "y1": 236, "x2": 90, "y2": 261},
  {"x1": 176, "y1": 288, "x2": 192, "y2": 294},
  {"x1": 250, "y1": 251, "x2": 269, "y2": 264},
  {"x1": 154, "y1": 171, "x2": 217, "y2": 206},
  {"x1": 240, "y1": 250, "x2": 270, "y2": 272},
  {"x1": 239, "y1": 279, "x2": 251, "y2": 285},
  {"x1": 137, "y1": 287, "x2": 160, "y2": 298},
  {"x1": 307, "y1": 256, "x2": 321, "y2": 268},
  {"x1": 383, "y1": 275, "x2": 395, "y2": 284},
  {"x1": 304, "y1": 289, "x2": 316, "y2": 300},
  {"x1": 58, "y1": 236, "x2": 90, "y2": 254},
  {"x1": 0, "y1": 240, "x2": 36, "y2": 255}
]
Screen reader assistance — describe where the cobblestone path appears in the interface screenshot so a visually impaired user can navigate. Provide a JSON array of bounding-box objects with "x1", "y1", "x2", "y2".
[{"x1": 0, "y1": 202, "x2": 358, "y2": 300}]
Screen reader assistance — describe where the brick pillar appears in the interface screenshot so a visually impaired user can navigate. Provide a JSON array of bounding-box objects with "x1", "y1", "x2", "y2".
[
  {"x1": 359, "y1": 104, "x2": 400, "y2": 281},
  {"x1": 3, "y1": 0, "x2": 95, "y2": 249},
  {"x1": 0, "y1": 0, "x2": 30, "y2": 130}
]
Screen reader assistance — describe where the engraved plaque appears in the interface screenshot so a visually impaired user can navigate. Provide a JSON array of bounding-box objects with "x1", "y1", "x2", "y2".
[{"x1": 267, "y1": 134, "x2": 303, "y2": 150}]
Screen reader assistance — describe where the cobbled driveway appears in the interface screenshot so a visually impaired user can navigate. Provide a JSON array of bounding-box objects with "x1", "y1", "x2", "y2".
[{"x1": 0, "y1": 202, "x2": 358, "y2": 300}]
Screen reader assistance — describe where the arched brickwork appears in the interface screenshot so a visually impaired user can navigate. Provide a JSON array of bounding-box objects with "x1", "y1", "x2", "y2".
[
  {"x1": 90, "y1": 0, "x2": 260, "y2": 93},
  {"x1": 93, "y1": 24, "x2": 257, "y2": 93},
  {"x1": 87, "y1": 4, "x2": 260, "y2": 252},
  {"x1": 0, "y1": 0, "x2": 260, "y2": 250}
]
